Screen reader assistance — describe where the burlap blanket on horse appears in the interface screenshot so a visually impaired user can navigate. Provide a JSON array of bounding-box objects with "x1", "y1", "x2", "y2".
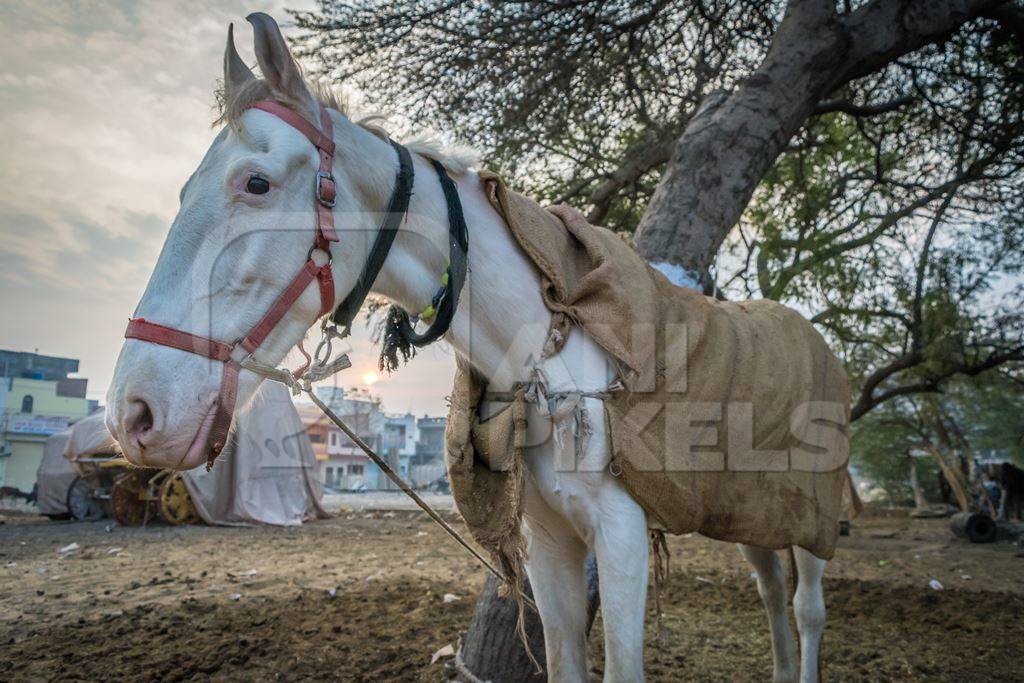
[{"x1": 445, "y1": 173, "x2": 851, "y2": 575}]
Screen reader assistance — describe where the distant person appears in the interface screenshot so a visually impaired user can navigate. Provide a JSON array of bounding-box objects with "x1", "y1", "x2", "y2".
[{"x1": 997, "y1": 462, "x2": 1024, "y2": 521}]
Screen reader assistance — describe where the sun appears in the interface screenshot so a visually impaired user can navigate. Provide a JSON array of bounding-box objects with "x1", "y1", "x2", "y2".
[{"x1": 362, "y1": 372, "x2": 379, "y2": 386}]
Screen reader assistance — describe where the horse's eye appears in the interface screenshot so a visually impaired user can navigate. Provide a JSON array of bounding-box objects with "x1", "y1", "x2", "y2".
[{"x1": 246, "y1": 175, "x2": 270, "y2": 195}]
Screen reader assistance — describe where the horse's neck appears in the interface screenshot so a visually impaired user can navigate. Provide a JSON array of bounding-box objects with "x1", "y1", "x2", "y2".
[{"x1": 370, "y1": 159, "x2": 551, "y2": 390}]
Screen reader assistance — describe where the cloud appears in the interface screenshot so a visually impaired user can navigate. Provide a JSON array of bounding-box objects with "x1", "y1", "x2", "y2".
[{"x1": 0, "y1": 1, "x2": 457, "y2": 415}]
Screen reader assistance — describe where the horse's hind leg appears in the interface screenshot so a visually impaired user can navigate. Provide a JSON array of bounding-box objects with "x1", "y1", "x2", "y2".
[
  {"x1": 792, "y1": 547, "x2": 827, "y2": 683},
  {"x1": 739, "y1": 544, "x2": 797, "y2": 683}
]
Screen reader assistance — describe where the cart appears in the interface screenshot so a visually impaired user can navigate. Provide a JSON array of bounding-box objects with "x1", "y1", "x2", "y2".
[{"x1": 66, "y1": 455, "x2": 200, "y2": 526}]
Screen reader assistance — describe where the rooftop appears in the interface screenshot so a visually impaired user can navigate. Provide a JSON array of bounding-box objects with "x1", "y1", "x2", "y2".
[{"x1": 0, "y1": 349, "x2": 80, "y2": 383}]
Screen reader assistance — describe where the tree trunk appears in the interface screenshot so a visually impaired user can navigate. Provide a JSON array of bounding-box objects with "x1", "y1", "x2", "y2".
[
  {"x1": 633, "y1": 0, "x2": 1001, "y2": 287},
  {"x1": 633, "y1": 1, "x2": 848, "y2": 284},
  {"x1": 458, "y1": 556, "x2": 600, "y2": 682},
  {"x1": 909, "y1": 457, "x2": 929, "y2": 509}
]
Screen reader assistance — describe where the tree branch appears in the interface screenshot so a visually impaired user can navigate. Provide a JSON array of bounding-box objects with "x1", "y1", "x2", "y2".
[
  {"x1": 585, "y1": 128, "x2": 678, "y2": 224},
  {"x1": 852, "y1": 346, "x2": 1024, "y2": 420},
  {"x1": 840, "y1": 0, "x2": 1005, "y2": 83},
  {"x1": 763, "y1": 177, "x2": 966, "y2": 299},
  {"x1": 813, "y1": 95, "x2": 914, "y2": 117}
]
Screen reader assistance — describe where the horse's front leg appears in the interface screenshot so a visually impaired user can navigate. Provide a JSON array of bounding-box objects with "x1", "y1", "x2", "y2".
[
  {"x1": 523, "y1": 387, "x2": 647, "y2": 682},
  {"x1": 793, "y1": 548, "x2": 827, "y2": 683},
  {"x1": 523, "y1": 489, "x2": 590, "y2": 682},
  {"x1": 571, "y1": 397, "x2": 649, "y2": 682},
  {"x1": 591, "y1": 479, "x2": 649, "y2": 682}
]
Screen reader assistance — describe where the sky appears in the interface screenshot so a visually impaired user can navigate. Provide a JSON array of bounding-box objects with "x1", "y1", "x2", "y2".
[{"x1": 0, "y1": 1, "x2": 456, "y2": 416}]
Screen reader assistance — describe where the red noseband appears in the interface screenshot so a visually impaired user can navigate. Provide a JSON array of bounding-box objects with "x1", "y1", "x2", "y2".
[{"x1": 124, "y1": 101, "x2": 338, "y2": 468}]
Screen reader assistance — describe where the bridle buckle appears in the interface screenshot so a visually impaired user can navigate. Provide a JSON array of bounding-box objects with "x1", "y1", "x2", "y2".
[
  {"x1": 229, "y1": 342, "x2": 255, "y2": 366},
  {"x1": 316, "y1": 171, "x2": 337, "y2": 208}
]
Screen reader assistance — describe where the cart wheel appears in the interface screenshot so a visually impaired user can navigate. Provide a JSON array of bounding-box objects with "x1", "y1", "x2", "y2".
[
  {"x1": 66, "y1": 476, "x2": 105, "y2": 522},
  {"x1": 158, "y1": 473, "x2": 200, "y2": 525},
  {"x1": 111, "y1": 471, "x2": 155, "y2": 526}
]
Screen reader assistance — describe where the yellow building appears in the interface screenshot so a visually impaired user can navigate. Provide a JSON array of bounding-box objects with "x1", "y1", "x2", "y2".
[{"x1": 1, "y1": 351, "x2": 90, "y2": 494}]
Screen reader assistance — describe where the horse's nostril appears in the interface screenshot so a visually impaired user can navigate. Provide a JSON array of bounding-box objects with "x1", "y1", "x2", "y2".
[{"x1": 124, "y1": 399, "x2": 155, "y2": 444}]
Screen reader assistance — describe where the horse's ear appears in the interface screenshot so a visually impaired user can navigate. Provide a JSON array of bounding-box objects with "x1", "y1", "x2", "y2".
[
  {"x1": 246, "y1": 12, "x2": 315, "y2": 113},
  {"x1": 224, "y1": 23, "x2": 256, "y2": 101}
]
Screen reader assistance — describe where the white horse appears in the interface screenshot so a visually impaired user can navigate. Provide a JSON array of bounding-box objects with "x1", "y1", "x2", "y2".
[{"x1": 106, "y1": 14, "x2": 828, "y2": 682}]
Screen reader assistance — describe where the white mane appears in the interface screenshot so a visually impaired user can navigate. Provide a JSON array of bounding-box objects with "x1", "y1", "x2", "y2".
[{"x1": 215, "y1": 78, "x2": 478, "y2": 174}]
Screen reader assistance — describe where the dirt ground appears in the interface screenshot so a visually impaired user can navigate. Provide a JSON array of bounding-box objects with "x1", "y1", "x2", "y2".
[{"x1": 1, "y1": 508, "x2": 1021, "y2": 682}]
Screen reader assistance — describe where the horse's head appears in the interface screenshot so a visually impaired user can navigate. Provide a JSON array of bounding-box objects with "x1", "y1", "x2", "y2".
[{"x1": 106, "y1": 14, "x2": 395, "y2": 469}]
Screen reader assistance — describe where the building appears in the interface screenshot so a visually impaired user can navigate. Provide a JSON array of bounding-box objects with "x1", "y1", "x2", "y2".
[
  {"x1": 414, "y1": 416, "x2": 445, "y2": 463},
  {"x1": 382, "y1": 412, "x2": 418, "y2": 489},
  {"x1": 0, "y1": 350, "x2": 90, "y2": 493},
  {"x1": 384, "y1": 412, "x2": 418, "y2": 459},
  {"x1": 0, "y1": 350, "x2": 80, "y2": 382},
  {"x1": 297, "y1": 387, "x2": 448, "y2": 491},
  {"x1": 296, "y1": 404, "x2": 331, "y2": 462},
  {"x1": 410, "y1": 416, "x2": 446, "y2": 486},
  {"x1": 299, "y1": 386, "x2": 386, "y2": 490}
]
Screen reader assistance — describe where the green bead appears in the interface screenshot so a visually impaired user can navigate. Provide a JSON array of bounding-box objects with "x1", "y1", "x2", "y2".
[
  {"x1": 421, "y1": 304, "x2": 436, "y2": 320},
  {"x1": 441, "y1": 272, "x2": 449, "y2": 286}
]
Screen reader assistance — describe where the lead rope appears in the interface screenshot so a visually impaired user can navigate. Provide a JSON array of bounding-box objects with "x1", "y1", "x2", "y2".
[{"x1": 238, "y1": 348, "x2": 537, "y2": 613}]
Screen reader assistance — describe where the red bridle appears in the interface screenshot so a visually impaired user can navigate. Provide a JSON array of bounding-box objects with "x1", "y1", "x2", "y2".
[{"x1": 124, "y1": 101, "x2": 339, "y2": 468}]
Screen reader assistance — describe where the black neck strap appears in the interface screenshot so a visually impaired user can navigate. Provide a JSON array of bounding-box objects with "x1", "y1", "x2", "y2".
[
  {"x1": 377, "y1": 159, "x2": 470, "y2": 372},
  {"x1": 331, "y1": 139, "x2": 415, "y2": 333},
  {"x1": 389, "y1": 159, "x2": 469, "y2": 346},
  {"x1": 330, "y1": 142, "x2": 469, "y2": 373}
]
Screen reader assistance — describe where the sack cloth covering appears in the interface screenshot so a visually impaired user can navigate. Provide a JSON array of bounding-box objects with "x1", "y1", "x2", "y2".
[{"x1": 445, "y1": 173, "x2": 851, "y2": 587}]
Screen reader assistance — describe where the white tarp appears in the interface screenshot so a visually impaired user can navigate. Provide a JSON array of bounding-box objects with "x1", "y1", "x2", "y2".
[
  {"x1": 37, "y1": 384, "x2": 328, "y2": 526},
  {"x1": 180, "y1": 381, "x2": 330, "y2": 526},
  {"x1": 35, "y1": 430, "x2": 77, "y2": 516},
  {"x1": 65, "y1": 412, "x2": 120, "y2": 467},
  {"x1": 36, "y1": 412, "x2": 118, "y2": 515}
]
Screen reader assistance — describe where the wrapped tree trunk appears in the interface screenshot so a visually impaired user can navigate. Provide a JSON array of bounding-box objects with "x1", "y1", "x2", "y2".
[
  {"x1": 458, "y1": 556, "x2": 599, "y2": 681},
  {"x1": 909, "y1": 457, "x2": 929, "y2": 510}
]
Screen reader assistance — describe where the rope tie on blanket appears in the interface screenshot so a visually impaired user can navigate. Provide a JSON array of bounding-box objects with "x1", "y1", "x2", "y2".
[
  {"x1": 485, "y1": 380, "x2": 623, "y2": 465},
  {"x1": 531, "y1": 384, "x2": 592, "y2": 464}
]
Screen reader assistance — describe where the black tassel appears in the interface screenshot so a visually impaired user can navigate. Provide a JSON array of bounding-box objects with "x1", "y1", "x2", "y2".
[{"x1": 379, "y1": 306, "x2": 416, "y2": 373}]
